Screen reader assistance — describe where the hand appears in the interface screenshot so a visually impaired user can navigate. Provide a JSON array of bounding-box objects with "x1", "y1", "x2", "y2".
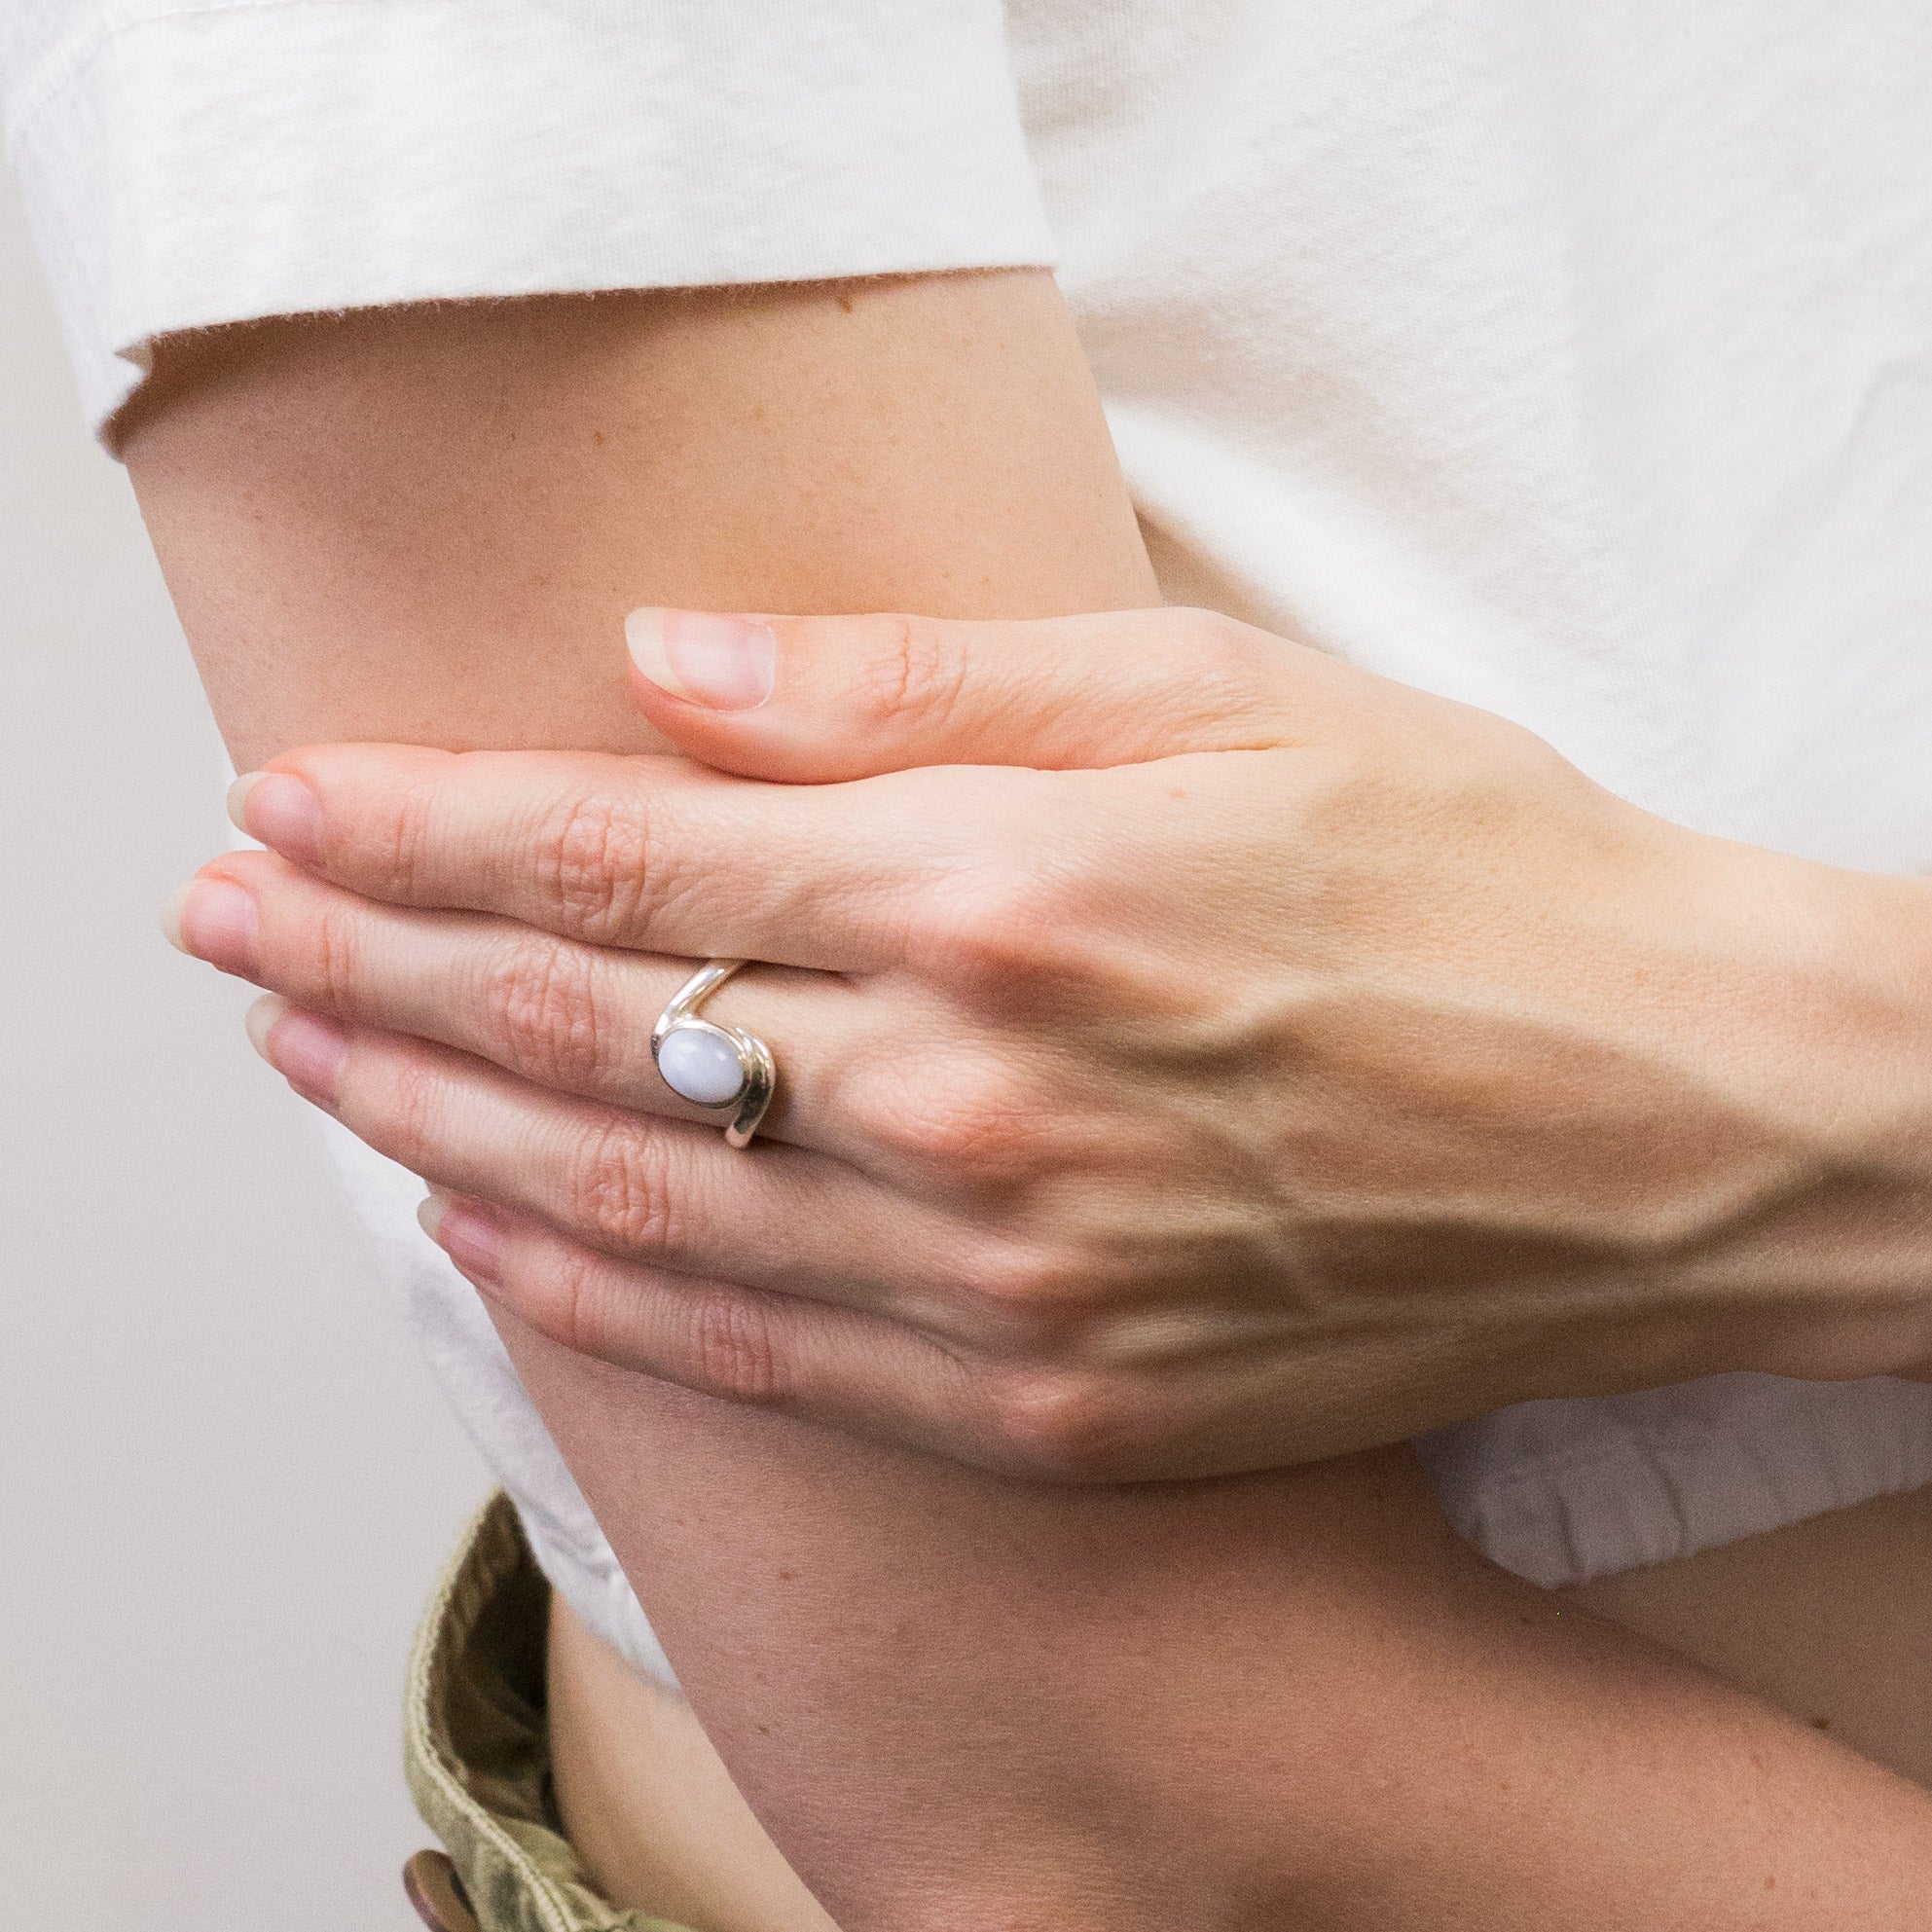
[{"x1": 168, "y1": 606, "x2": 1932, "y2": 1476}]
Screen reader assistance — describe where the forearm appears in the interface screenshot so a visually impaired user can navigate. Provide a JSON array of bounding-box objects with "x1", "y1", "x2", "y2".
[
  {"x1": 122, "y1": 275, "x2": 1185, "y2": 1914},
  {"x1": 532, "y1": 1377, "x2": 1932, "y2": 1930},
  {"x1": 126, "y1": 288, "x2": 1932, "y2": 1925}
]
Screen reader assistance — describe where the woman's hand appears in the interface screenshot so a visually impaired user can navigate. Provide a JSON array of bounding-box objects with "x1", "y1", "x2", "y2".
[{"x1": 169, "y1": 605, "x2": 1932, "y2": 1477}]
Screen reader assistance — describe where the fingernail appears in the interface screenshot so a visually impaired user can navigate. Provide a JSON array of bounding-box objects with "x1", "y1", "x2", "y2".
[
  {"x1": 243, "y1": 992, "x2": 288, "y2": 1061},
  {"x1": 625, "y1": 607, "x2": 776, "y2": 710},
  {"x1": 258, "y1": 1005, "x2": 347, "y2": 1108},
  {"x1": 229, "y1": 771, "x2": 323, "y2": 865},
  {"x1": 165, "y1": 876, "x2": 259, "y2": 977},
  {"x1": 160, "y1": 882, "x2": 190, "y2": 951},
  {"x1": 417, "y1": 1189, "x2": 451, "y2": 1242},
  {"x1": 419, "y1": 1191, "x2": 504, "y2": 1284}
]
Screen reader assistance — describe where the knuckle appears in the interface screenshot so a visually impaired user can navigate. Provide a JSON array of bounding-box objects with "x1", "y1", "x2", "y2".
[
  {"x1": 359, "y1": 768, "x2": 443, "y2": 901},
  {"x1": 492, "y1": 1237, "x2": 665, "y2": 1377},
  {"x1": 372, "y1": 1041, "x2": 448, "y2": 1171},
  {"x1": 484, "y1": 936, "x2": 607, "y2": 1089},
  {"x1": 307, "y1": 896, "x2": 365, "y2": 1008},
  {"x1": 531, "y1": 784, "x2": 652, "y2": 942},
  {"x1": 566, "y1": 1115, "x2": 678, "y2": 1256},
  {"x1": 902, "y1": 861, "x2": 1079, "y2": 1008},
  {"x1": 1188, "y1": 610, "x2": 1279, "y2": 709},
  {"x1": 975, "y1": 1367, "x2": 1133, "y2": 1481},
  {"x1": 861, "y1": 1055, "x2": 1040, "y2": 1188},
  {"x1": 1185, "y1": 604, "x2": 1266, "y2": 666},
  {"x1": 859, "y1": 614, "x2": 971, "y2": 738},
  {"x1": 949, "y1": 1243, "x2": 1094, "y2": 1351},
  {"x1": 1480, "y1": 708, "x2": 1582, "y2": 790},
  {"x1": 682, "y1": 1287, "x2": 789, "y2": 1408},
  {"x1": 510, "y1": 1240, "x2": 609, "y2": 1361}
]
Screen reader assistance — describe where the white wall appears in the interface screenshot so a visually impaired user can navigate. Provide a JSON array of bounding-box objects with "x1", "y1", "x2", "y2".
[{"x1": 0, "y1": 169, "x2": 489, "y2": 1928}]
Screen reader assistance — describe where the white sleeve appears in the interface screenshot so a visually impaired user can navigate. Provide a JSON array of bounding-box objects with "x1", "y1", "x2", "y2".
[{"x1": 1, "y1": 0, "x2": 1055, "y2": 435}]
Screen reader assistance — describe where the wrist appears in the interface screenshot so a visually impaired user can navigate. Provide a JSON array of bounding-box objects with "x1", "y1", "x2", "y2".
[{"x1": 1678, "y1": 838, "x2": 1932, "y2": 1380}]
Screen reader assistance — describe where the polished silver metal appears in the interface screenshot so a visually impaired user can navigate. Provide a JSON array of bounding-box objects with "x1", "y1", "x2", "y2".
[{"x1": 650, "y1": 959, "x2": 777, "y2": 1148}]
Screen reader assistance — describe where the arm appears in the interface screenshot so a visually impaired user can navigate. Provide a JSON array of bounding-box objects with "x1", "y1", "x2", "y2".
[{"x1": 133, "y1": 280, "x2": 1932, "y2": 1926}]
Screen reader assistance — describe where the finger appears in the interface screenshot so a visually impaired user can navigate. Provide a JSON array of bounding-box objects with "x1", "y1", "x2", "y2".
[
  {"x1": 422, "y1": 1192, "x2": 1342, "y2": 1482},
  {"x1": 228, "y1": 742, "x2": 997, "y2": 968},
  {"x1": 248, "y1": 999, "x2": 1019, "y2": 1347},
  {"x1": 173, "y1": 847, "x2": 890, "y2": 1155},
  {"x1": 623, "y1": 605, "x2": 1349, "y2": 782},
  {"x1": 418, "y1": 1189, "x2": 1143, "y2": 1481}
]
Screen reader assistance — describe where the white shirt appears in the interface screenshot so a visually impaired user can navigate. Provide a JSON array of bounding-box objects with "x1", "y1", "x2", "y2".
[{"x1": 8, "y1": 0, "x2": 1930, "y2": 1686}]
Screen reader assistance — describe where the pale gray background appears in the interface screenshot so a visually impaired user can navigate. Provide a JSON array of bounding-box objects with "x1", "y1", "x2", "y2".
[{"x1": 1, "y1": 166, "x2": 490, "y2": 1926}]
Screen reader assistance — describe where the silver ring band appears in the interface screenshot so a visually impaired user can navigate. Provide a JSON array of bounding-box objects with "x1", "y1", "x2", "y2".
[{"x1": 650, "y1": 960, "x2": 777, "y2": 1148}]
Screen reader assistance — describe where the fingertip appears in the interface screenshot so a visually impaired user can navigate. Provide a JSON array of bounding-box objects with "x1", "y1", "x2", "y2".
[
  {"x1": 417, "y1": 1187, "x2": 453, "y2": 1243},
  {"x1": 226, "y1": 771, "x2": 264, "y2": 839},
  {"x1": 253, "y1": 1003, "x2": 347, "y2": 1108},
  {"x1": 623, "y1": 606, "x2": 677, "y2": 694},
  {"x1": 243, "y1": 991, "x2": 289, "y2": 1061},
  {"x1": 419, "y1": 1192, "x2": 505, "y2": 1283},
  {"x1": 624, "y1": 607, "x2": 775, "y2": 711},
  {"x1": 164, "y1": 873, "x2": 260, "y2": 977},
  {"x1": 231, "y1": 770, "x2": 324, "y2": 866},
  {"x1": 624, "y1": 644, "x2": 683, "y2": 717},
  {"x1": 160, "y1": 880, "x2": 192, "y2": 953}
]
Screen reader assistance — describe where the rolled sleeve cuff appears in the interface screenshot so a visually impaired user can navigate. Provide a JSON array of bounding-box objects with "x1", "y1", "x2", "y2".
[{"x1": 5, "y1": 0, "x2": 1056, "y2": 434}]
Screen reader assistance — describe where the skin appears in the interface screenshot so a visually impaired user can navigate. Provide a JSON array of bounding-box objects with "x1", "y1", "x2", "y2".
[
  {"x1": 549, "y1": 1480, "x2": 1932, "y2": 1927},
  {"x1": 128, "y1": 281, "x2": 1932, "y2": 1926},
  {"x1": 1567, "y1": 1484, "x2": 1932, "y2": 1791},
  {"x1": 185, "y1": 605, "x2": 1932, "y2": 1478},
  {"x1": 545, "y1": 1594, "x2": 839, "y2": 1932}
]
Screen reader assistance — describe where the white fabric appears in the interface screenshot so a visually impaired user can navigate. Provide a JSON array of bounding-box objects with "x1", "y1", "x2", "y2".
[
  {"x1": 1, "y1": 0, "x2": 1054, "y2": 428},
  {"x1": 10, "y1": 0, "x2": 1932, "y2": 1683}
]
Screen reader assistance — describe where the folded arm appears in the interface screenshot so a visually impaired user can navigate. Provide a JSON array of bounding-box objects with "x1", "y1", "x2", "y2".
[{"x1": 131, "y1": 280, "x2": 1932, "y2": 1927}]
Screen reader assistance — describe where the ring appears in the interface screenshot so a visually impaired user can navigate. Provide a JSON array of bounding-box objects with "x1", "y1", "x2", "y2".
[{"x1": 651, "y1": 960, "x2": 777, "y2": 1148}]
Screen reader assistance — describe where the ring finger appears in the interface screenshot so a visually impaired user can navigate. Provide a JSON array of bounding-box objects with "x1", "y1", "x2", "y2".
[
  {"x1": 251, "y1": 1001, "x2": 1015, "y2": 1343},
  {"x1": 167, "y1": 848, "x2": 916, "y2": 1160}
]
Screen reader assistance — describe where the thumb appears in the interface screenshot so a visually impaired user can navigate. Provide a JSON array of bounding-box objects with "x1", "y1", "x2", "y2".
[{"x1": 623, "y1": 605, "x2": 1321, "y2": 783}]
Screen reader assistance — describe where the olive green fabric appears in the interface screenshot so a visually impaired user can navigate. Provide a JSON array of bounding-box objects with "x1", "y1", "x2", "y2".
[{"x1": 405, "y1": 1492, "x2": 698, "y2": 1932}]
